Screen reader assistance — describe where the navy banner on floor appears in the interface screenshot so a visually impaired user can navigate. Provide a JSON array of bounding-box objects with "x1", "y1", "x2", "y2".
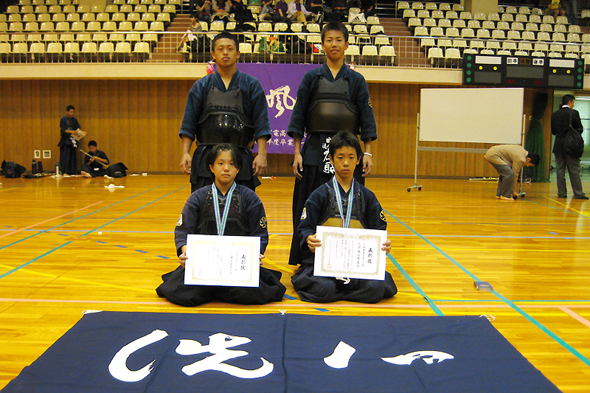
[{"x1": 2, "y1": 312, "x2": 560, "y2": 393}]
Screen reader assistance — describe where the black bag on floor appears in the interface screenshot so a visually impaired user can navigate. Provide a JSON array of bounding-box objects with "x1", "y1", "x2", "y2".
[
  {"x1": 1, "y1": 160, "x2": 27, "y2": 178},
  {"x1": 106, "y1": 162, "x2": 128, "y2": 178}
]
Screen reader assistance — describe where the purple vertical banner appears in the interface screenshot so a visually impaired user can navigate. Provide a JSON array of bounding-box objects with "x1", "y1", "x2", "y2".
[{"x1": 239, "y1": 63, "x2": 316, "y2": 154}]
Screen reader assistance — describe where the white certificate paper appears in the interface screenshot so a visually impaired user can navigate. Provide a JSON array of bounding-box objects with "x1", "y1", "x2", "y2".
[
  {"x1": 184, "y1": 234, "x2": 260, "y2": 287},
  {"x1": 314, "y1": 226, "x2": 387, "y2": 280}
]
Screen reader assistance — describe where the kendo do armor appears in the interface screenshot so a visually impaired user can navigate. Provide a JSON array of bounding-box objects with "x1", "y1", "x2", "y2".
[
  {"x1": 197, "y1": 85, "x2": 255, "y2": 148},
  {"x1": 318, "y1": 185, "x2": 367, "y2": 229},
  {"x1": 305, "y1": 77, "x2": 360, "y2": 134},
  {"x1": 198, "y1": 188, "x2": 248, "y2": 236}
]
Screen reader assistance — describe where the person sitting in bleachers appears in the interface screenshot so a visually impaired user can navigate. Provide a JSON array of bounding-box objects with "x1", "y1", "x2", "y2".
[
  {"x1": 212, "y1": 0, "x2": 231, "y2": 25},
  {"x1": 547, "y1": 0, "x2": 566, "y2": 20},
  {"x1": 230, "y1": 0, "x2": 254, "y2": 25},
  {"x1": 196, "y1": 0, "x2": 212, "y2": 23},
  {"x1": 177, "y1": 13, "x2": 203, "y2": 52},
  {"x1": 273, "y1": 0, "x2": 290, "y2": 24},
  {"x1": 329, "y1": 0, "x2": 348, "y2": 22},
  {"x1": 259, "y1": 0, "x2": 274, "y2": 21},
  {"x1": 288, "y1": 0, "x2": 315, "y2": 25},
  {"x1": 361, "y1": 0, "x2": 375, "y2": 18},
  {"x1": 307, "y1": 0, "x2": 325, "y2": 23}
]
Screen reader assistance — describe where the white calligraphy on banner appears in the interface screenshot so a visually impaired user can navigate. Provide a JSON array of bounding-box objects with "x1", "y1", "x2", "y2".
[{"x1": 108, "y1": 331, "x2": 454, "y2": 383}]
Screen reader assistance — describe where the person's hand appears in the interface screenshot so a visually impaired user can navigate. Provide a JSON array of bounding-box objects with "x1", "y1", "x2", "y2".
[
  {"x1": 307, "y1": 234, "x2": 321, "y2": 252},
  {"x1": 179, "y1": 252, "x2": 188, "y2": 268},
  {"x1": 381, "y1": 238, "x2": 391, "y2": 254},
  {"x1": 252, "y1": 153, "x2": 267, "y2": 176},
  {"x1": 362, "y1": 153, "x2": 373, "y2": 177},
  {"x1": 292, "y1": 153, "x2": 303, "y2": 179},
  {"x1": 180, "y1": 153, "x2": 192, "y2": 174},
  {"x1": 259, "y1": 254, "x2": 264, "y2": 266}
]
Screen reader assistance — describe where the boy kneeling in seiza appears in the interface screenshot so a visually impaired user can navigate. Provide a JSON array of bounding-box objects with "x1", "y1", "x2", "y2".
[
  {"x1": 291, "y1": 131, "x2": 397, "y2": 303},
  {"x1": 157, "y1": 143, "x2": 286, "y2": 306}
]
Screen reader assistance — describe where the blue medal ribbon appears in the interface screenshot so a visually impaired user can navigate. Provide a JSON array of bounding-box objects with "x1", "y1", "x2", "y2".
[
  {"x1": 332, "y1": 176, "x2": 354, "y2": 228},
  {"x1": 212, "y1": 182, "x2": 237, "y2": 236}
]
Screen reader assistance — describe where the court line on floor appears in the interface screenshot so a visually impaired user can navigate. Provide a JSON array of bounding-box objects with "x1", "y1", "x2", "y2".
[
  {"x1": 0, "y1": 185, "x2": 187, "y2": 282},
  {"x1": 387, "y1": 254, "x2": 443, "y2": 316},
  {"x1": 0, "y1": 201, "x2": 104, "y2": 240},
  {"x1": 384, "y1": 208, "x2": 590, "y2": 368},
  {"x1": 0, "y1": 185, "x2": 164, "y2": 252},
  {"x1": 558, "y1": 307, "x2": 590, "y2": 329}
]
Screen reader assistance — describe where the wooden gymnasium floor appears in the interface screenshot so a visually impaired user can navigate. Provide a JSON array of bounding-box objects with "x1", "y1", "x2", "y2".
[{"x1": 1, "y1": 174, "x2": 590, "y2": 391}]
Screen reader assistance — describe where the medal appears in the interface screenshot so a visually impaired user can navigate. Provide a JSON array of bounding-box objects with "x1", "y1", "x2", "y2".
[
  {"x1": 332, "y1": 176, "x2": 354, "y2": 228},
  {"x1": 212, "y1": 182, "x2": 236, "y2": 235}
]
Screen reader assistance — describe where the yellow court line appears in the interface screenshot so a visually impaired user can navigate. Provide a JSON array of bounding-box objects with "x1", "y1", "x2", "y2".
[
  {"x1": 543, "y1": 195, "x2": 590, "y2": 217},
  {"x1": 389, "y1": 247, "x2": 590, "y2": 252},
  {"x1": 262, "y1": 256, "x2": 296, "y2": 274},
  {"x1": 0, "y1": 263, "x2": 154, "y2": 293}
]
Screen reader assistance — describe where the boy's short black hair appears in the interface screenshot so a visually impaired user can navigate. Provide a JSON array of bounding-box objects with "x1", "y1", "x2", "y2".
[
  {"x1": 207, "y1": 143, "x2": 243, "y2": 170},
  {"x1": 212, "y1": 31, "x2": 239, "y2": 50},
  {"x1": 321, "y1": 21, "x2": 349, "y2": 43},
  {"x1": 527, "y1": 153, "x2": 540, "y2": 166},
  {"x1": 562, "y1": 94, "x2": 575, "y2": 106},
  {"x1": 66, "y1": 105, "x2": 75, "y2": 111},
  {"x1": 329, "y1": 131, "x2": 363, "y2": 159},
  {"x1": 88, "y1": 140, "x2": 97, "y2": 147}
]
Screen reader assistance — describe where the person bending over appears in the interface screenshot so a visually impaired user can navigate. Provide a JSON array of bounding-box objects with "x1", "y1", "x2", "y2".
[{"x1": 484, "y1": 145, "x2": 539, "y2": 201}]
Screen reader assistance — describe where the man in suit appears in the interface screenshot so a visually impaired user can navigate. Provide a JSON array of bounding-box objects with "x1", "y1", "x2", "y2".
[{"x1": 551, "y1": 94, "x2": 588, "y2": 200}]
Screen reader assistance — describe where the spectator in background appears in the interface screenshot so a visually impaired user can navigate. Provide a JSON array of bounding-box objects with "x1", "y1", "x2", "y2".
[
  {"x1": 307, "y1": 0, "x2": 325, "y2": 23},
  {"x1": 196, "y1": 0, "x2": 212, "y2": 23},
  {"x1": 259, "y1": 0, "x2": 274, "y2": 20},
  {"x1": 562, "y1": 0, "x2": 578, "y2": 25},
  {"x1": 330, "y1": 0, "x2": 348, "y2": 21},
  {"x1": 361, "y1": 0, "x2": 375, "y2": 18},
  {"x1": 273, "y1": 0, "x2": 290, "y2": 24},
  {"x1": 231, "y1": 0, "x2": 254, "y2": 25},
  {"x1": 212, "y1": 0, "x2": 231, "y2": 25},
  {"x1": 547, "y1": 0, "x2": 566, "y2": 19},
  {"x1": 177, "y1": 13, "x2": 203, "y2": 52},
  {"x1": 288, "y1": 0, "x2": 314, "y2": 25},
  {"x1": 551, "y1": 94, "x2": 587, "y2": 199}
]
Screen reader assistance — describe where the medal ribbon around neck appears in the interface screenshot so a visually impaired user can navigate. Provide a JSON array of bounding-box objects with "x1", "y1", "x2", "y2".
[
  {"x1": 332, "y1": 176, "x2": 354, "y2": 228},
  {"x1": 212, "y1": 182, "x2": 237, "y2": 236}
]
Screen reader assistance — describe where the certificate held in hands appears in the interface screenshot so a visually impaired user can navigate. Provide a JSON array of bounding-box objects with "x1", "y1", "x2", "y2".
[
  {"x1": 314, "y1": 226, "x2": 387, "y2": 280},
  {"x1": 184, "y1": 234, "x2": 260, "y2": 287}
]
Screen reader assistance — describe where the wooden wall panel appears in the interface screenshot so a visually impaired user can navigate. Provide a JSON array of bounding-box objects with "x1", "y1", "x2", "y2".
[{"x1": 0, "y1": 80, "x2": 550, "y2": 179}]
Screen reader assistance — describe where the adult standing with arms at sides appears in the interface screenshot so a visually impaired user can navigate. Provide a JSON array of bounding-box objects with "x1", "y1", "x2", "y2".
[
  {"x1": 58, "y1": 105, "x2": 81, "y2": 175},
  {"x1": 287, "y1": 21, "x2": 377, "y2": 266},
  {"x1": 551, "y1": 94, "x2": 588, "y2": 199},
  {"x1": 179, "y1": 31, "x2": 271, "y2": 193}
]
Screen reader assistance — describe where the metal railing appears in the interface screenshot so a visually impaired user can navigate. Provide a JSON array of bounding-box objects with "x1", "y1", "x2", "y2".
[{"x1": 0, "y1": 31, "x2": 588, "y2": 72}]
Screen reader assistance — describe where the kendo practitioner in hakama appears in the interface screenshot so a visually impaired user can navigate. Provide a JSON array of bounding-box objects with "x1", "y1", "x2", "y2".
[
  {"x1": 291, "y1": 132, "x2": 396, "y2": 303},
  {"x1": 178, "y1": 31, "x2": 271, "y2": 193},
  {"x1": 157, "y1": 144, "x2": 286, "y2": 306},
  {"x1": 287, "y1": 22, "x2": 378, "y2": 265}
]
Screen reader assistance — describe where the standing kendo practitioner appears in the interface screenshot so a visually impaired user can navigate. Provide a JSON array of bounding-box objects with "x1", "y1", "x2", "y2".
[
  {"x1": 287, "y1": 21, "x2": 378, "y2": 266},
  {"x1": 179, "y1": 31, "x2": 271, "y2": 193}
]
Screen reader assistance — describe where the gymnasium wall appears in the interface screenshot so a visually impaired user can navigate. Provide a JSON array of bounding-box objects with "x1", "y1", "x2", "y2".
[{"x1": 0, "y1": 79, "x2": 553, "y2": 178}]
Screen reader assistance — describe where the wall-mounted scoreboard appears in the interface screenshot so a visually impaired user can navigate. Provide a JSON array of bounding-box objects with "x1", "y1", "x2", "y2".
[{"x1": 463, "y1": 54, "x2": 584, "y2": 89}]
